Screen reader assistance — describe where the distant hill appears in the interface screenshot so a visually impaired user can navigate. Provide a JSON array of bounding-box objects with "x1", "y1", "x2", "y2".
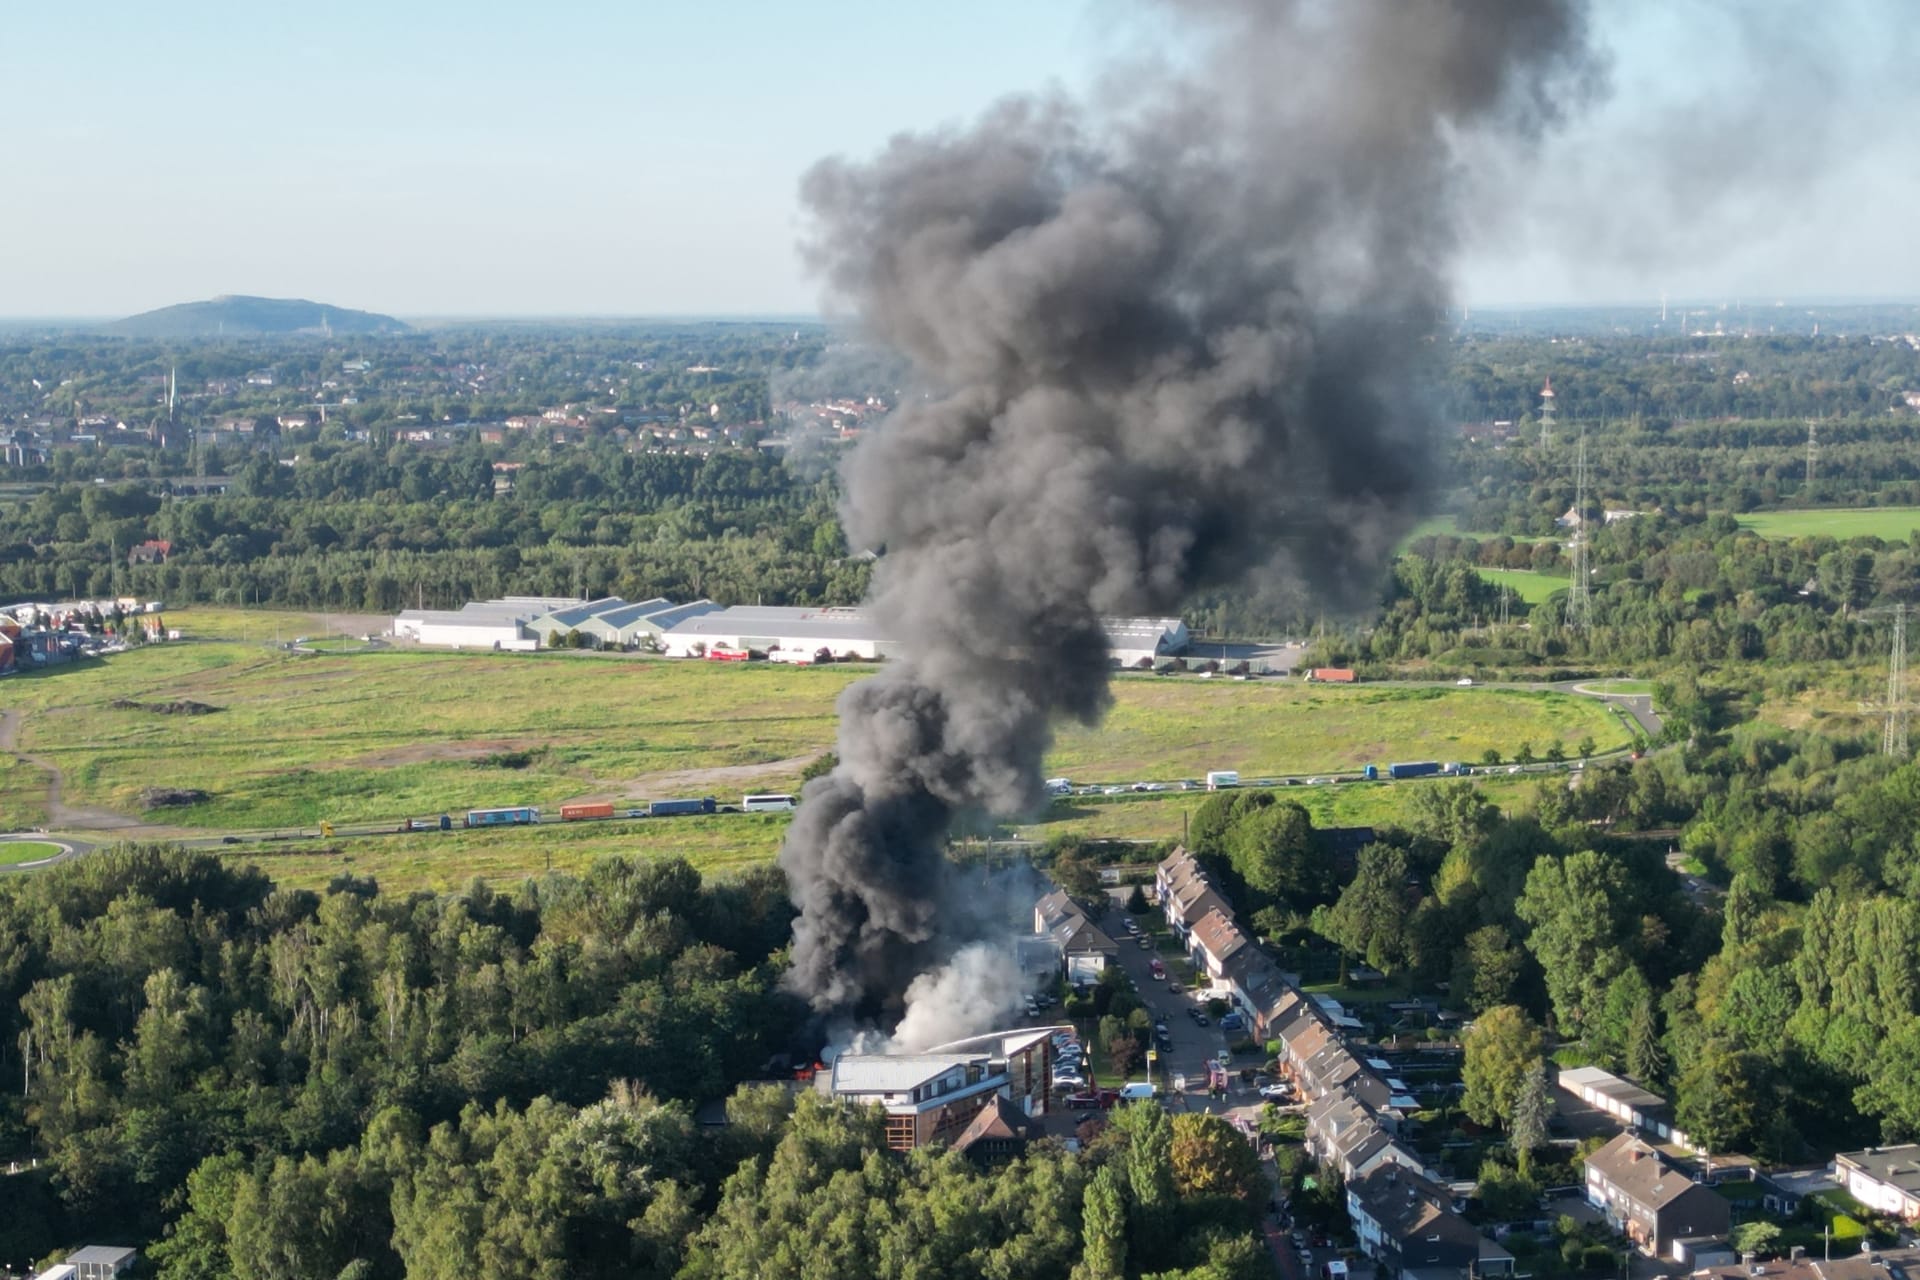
[{"x1": 101, "y1": 295, "x2": 410, "y2": 339}]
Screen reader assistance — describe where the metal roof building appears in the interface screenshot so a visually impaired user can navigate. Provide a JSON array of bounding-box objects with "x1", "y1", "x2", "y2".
[{"x1": 390, "y1": 597, "x2": 569, "y2": 650}]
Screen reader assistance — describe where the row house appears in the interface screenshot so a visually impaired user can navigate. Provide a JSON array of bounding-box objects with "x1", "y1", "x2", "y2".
[
  {"x1": 1584, "y1": 1132, "x2": 1730, "y2": 1259},
  {"x1": 1349, "y1": 1163, "x2": 1515, "y2": 1280},
  {"x1": 1832, "y1": 1146, "x2": 1920, "y2": 1223},
  {"x1": 1033, "y1": 889, "x2": 1120, "y2": 984}
]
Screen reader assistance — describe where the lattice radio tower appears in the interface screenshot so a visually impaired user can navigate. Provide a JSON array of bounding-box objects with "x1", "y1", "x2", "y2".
[
  {"x1": 1806, "y1": 418, "x2": 1819, "y2": 489},
  {"x1": 1566, "y1": 429, "x2": 1594, "y2": 632},
  {"x1": 1538, "y1": 376, "x2": 1556, "y2": 451},
  {"x1": 1886, "y1": 603, "x2": 1909, "y2": 759}
]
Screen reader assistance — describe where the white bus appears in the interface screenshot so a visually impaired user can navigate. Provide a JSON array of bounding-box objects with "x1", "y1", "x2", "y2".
[{"x1": 742, "y1": 793, "x2": 797, "y2": 812}]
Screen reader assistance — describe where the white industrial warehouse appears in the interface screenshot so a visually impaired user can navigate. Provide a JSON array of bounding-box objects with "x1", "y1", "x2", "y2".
[{"x1": 391, "y1": 597, "x2": 1188, "y2": 665}]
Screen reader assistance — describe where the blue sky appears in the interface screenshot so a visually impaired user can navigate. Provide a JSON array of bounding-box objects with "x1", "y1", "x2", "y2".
[{"x1": 3, "y1": 1, "x2": 1913, "y2": 318}]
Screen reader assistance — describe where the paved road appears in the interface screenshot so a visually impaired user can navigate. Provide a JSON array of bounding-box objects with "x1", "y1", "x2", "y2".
[{"x1": 1093, "y1": 892, "x2": 1278, "y2": 1117}]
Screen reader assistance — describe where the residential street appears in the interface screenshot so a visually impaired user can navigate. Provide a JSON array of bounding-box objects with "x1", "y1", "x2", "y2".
[{"x1": 1094, "y1": 891, "x2": 1273, "y2": 1117}]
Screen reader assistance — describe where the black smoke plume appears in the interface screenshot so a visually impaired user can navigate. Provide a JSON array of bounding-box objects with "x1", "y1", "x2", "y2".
[{"x1": 779, "y1": 0, "x2": 1600, "y2": 1033}]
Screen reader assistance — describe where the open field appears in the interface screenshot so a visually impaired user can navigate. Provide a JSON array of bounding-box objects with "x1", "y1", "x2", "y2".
[
  {"x1": 0, "y1": 840, "x2": 61, "y2": 865},
  {"x1": 218, "y1": 813, "x2": 792, "y2": 893},
  {"x1": 1401, "y1": 516, "x2": 1549, "y2": 548},
  {"x1": 1018, "y1": 774, "x2": 1544, "y2": 845},
  {"x1": 1738, "y1": 506, "x2": 1920, "y2": 542},
  {"x1": 226, "y1": 772, "x2": 1563, "y2": 893},
  {"x1": 1, "y1": 611, "x2": 1635, "y2": 889},
  {"x1": 1471, "y1": 567, "x2": 1567, "y2": 605},
  {"x1": 5, "y1": 644, "x2": 1631, "y2": 832},
  {"x1": 0, "y1": 755, "x2": 50, "y2": 828},
  {"x1": 1048, "y1": 682, "x2": 1625, "y2": 781}
]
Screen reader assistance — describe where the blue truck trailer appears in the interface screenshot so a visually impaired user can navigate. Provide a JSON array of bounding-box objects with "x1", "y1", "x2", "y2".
[
  {"x1": 465, "y1": 806, "x2": 539, "y2": 827},
  {"x1": 648, "y1": 797, "x2": 717, "y2": 817},
  {"x1": 1387, "y1": 761, "x2": 1442, "y2": 780}
]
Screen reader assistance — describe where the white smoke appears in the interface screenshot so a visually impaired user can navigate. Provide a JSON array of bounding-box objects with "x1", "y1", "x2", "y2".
[{"x1": 884, "y1": 942, "x2": 1028, "y2": 1053}]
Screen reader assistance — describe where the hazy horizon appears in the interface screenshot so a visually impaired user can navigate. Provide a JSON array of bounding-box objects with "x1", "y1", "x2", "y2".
[{"x1": 4, "y1": 0, "x2": 1915, "y2": 317}]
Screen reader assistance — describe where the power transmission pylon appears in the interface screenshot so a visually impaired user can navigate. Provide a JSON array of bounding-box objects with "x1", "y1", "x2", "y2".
[
  {"x1": 1538, "y1": 377, "x2": 1556, "y2": 451},
  {"x1": 1806, "y1": 418, "x2": 1819, "y2": 489},
  {"x1": 1887, "y1": 604, "x2": 1909, "y2": 759},
  {"x1": 1566, "y1": 430, "x2": 1593, "y2": 633}
]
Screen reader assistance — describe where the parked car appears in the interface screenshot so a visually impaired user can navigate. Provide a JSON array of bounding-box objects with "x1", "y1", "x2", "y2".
[
  {"x1": 1188, "y1": 1009, "x2": 1209, "y2": 1026},
  {"x1": 1066, "y1": 1089, "x2": 1120, "y2": 1110},
  {"x1": 1168, "y1": 980, "x2": 1184, "y2": 994},
  {"x1": 1219, "y1": 1011, "x2": 1243, "y2": 1030},
  {"x1": 1137, "y1": 937, "x2": 1153, "y2": 949},
  {"x1": 1260, "y1": 1083, "x2": 1293, "y2": 1102}
]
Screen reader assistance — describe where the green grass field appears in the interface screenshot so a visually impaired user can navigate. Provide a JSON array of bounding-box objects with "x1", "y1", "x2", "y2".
[
  {"x1": 1050, "y1": 681, "x2": 1620, "y2": 779},
  {"x1": 1020, "y1": 774, "x2": 1543, "y2": 845},
  {"x1": 0, "y1": 840, "x2": 61, "y2": 865},
  {"x1": 1581, "y1": 679, "x2": 1655, "y2": 696},
  {"x1": 1471, "y1": 567, "x2": 1567, "y2": 605},
  {"x1": 1400, "y1": 516, "x2": 1547, "y2": 548},
  {"x1": 0, "y1": 755, "x2": 50, "y2": 829},
  {"x1": 2, "y1": 608, "x2": 1632, "y2": 890},
  {"x1": 222, "y1": 813, "x2": 791, "y2": 893},
  {"x1": 1738, "y1": 507, "x2": 1920, "y2": 542}
]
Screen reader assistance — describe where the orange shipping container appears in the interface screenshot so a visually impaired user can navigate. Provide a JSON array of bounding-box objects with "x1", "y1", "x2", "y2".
[
  {"x1": 559, "y1": 802, "x2": 616, "y2": 822},
  {"x1": 1309, "y1": 668, "x2": 1356, "y2": 683}
]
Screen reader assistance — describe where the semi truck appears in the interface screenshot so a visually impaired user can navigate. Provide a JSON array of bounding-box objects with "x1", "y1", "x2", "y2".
[
  {"x1": 648, "y1": 797, "x2": 717, "y2": 817},
  {"x1": 397, "y1": 815, "x2": 453, "y2": 832},
  {"x1": 1386, "y1": 761, "x2": 1441, "y2": 780},
  {"x1": 559, "y1": 802, "x2": 616, "y2": 822},
  {"x1": 1205, "y1": 770, "x2": 1240, "y2": 790},
  {"x1": 465, "y1": 806, "x2": 539, "y2": 827},
  {"x1": 1305, "y1": 668, "x2": 1356, "y2": 683}
]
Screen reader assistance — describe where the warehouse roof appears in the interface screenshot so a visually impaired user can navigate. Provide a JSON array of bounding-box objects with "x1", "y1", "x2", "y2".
[
  {"x1": 666, "y1": 605, "x2": 890, "y2": 644},
  {"x1": 538, "y1": 597, "x2": 633, "y2": 629}
]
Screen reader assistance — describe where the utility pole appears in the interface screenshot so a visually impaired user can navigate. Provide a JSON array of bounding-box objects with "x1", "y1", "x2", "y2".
[
  {"x1": 1566, "y1": 430, "x2": 1594, "y2": 633},
  {"x1": 1886, "y1": 603, "x2": 1908, "y2": 760}
]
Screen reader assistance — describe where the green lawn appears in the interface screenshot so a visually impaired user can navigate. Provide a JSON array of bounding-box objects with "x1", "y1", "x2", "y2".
[
  {"x1": 1581, "y1": 679, "x2": 1655, "y2": 696},
  {"x1": 1472, "y1": 567, "x2": 1568, "y2": 605},
  {"x1": 0, "y1": 840, "x2": 62, "y2": 865},
  {"x1": 1737, "y1": 506, "x2": 1920, "y2": 542}
]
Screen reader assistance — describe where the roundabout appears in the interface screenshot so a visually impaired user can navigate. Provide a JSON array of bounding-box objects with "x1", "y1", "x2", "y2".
[{"x1": 0, "y1": 837, "x2": 79, "y2": 871}]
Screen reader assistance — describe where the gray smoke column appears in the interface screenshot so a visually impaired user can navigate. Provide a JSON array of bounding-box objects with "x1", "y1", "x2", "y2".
[{"x1": 780, "y1": 0, "x2": 1601, "y2": 1022}]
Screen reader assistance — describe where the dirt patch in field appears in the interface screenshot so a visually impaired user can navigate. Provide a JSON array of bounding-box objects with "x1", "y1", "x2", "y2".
[
  {"x1": 348, "y1": 739, "x2": 545, "y2": 769},
  {"x1": 604, "y1": 752, "x2": 827, "y2": 801}
]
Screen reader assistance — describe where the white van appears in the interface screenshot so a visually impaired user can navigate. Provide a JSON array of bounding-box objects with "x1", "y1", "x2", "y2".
[
  {"x1": 1044, "y1": 777, "x2": 1072, "y2": 795},
  {"x1": 1117, "y1": 1082, "x2": 1157, "y2": 1101},
  {"x1": 1205, "y1": 770, "x2": 1240, "y2": 790}
]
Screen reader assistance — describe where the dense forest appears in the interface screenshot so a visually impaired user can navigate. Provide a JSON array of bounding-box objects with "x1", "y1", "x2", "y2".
[{"x1": 0, "y1": 850, "x2": 1273, "y2": 1279}]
